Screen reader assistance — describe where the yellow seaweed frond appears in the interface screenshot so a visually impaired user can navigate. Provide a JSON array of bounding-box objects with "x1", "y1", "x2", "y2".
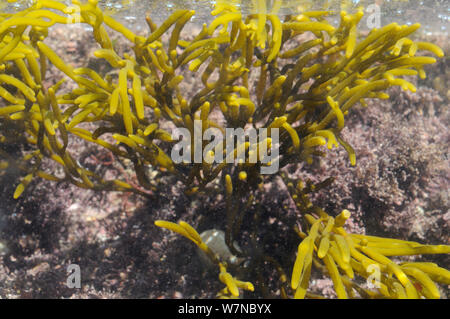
[
  {"x1": 290, "y1": 207, "x2": 450, "y2": 299},
  {"x1": 1, "y1": 0, "x2": 448, "y2": 300},
  {"x1": 155, "y1": 220, "x2": 253, "y2": 297}
]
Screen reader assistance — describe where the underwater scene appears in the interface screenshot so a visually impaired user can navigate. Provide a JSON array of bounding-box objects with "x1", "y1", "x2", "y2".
[{"x1": 0, "y1": 0, "x2": 448, "y2": 299}]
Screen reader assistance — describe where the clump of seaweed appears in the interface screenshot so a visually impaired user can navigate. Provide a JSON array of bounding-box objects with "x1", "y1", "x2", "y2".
[{"x1": 0, "y1": 0, "x2": 448, "y2": 298}]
